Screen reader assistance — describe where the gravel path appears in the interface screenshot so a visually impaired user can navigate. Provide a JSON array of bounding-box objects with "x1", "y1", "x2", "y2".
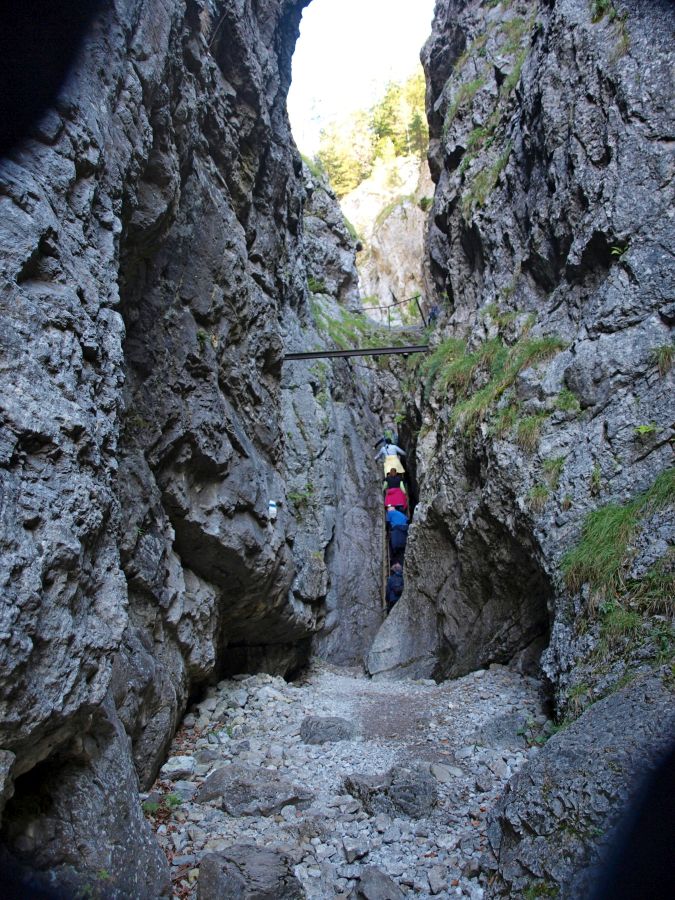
[{"x1": 143, "y1": 662, "x2": 549, "y2": 899}]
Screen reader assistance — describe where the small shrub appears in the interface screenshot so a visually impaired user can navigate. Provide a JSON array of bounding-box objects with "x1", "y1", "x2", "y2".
[
  {"x1": 301, "y1": 153, "x2": 324, "y2": 179},
  {"x1": 516, "y1": 413, "x2": 548, "y2": 452},
  {"x1": 343, "y1": 216, "x2": 361, "y2": 243},
  {"x1": 591, "y1": 0, "x2": 613, "y2": 22},
  {"x1": 462, "y1": 143, "x2": 512, "y2": 217},
  {"x1": 589, "y1": 464, "x2": 602, "y2": 497},
  {"x1": 523, "y1": 880, "x2": 559, "y2": 899},
  {"x1": 288, "y1": 482, "x2": 315, "y2": 512},
  {"x1": 491, "y1": 401, "x2": 520, "y2": 438},
  {"x1": 374, "y1": 195, "x2": 413, "y2": 230},
  {"x1": 499, "y1": 16, "x2": 530, "y2": 54},
  {"x1": 561, "y1": 494, "x2": 573, "y2": 512},
  {"x1": 418, "y1": 196, "x2": 433, "y2": 212},
  {"x1": 501, "y1": 46, "x2": 529, "y2": 96},
  {"x1": 196, "y1": 329, "x2": 208, "y2": 351},
  {"x1": 598, "y1": 598, "x2": 642, "y2": 650}
]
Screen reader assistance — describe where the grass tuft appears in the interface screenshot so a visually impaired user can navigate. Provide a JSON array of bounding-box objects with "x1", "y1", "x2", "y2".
[
  {"x1": 543, "y1": 455, "x2": 566, "y2": 488},
  {"x1": 516, "y1": 413, "x2": 548, "y2": 452},
  {"x1": 562, "y1": 468, "x2": 675, "y2": 595},
  {"x1": 528, "y1": 483, "x2": 550, "y2": 513},
  {"x1": 651, "y1": 344, "x2": 674, "y2": 377},
  {"x1": 444, "y1": 76, "x2": 487, "y2": 134},
  {"x1": 556, "y1": 388, "x2": 581, "y2": 413}
]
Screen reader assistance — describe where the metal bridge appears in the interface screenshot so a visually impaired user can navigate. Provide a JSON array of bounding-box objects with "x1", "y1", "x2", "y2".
[{"x1": 283, "y1": 344, "x2": 429, "y2": 362}]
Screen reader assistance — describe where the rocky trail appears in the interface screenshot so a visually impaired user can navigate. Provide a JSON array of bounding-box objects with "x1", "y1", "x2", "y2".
[{"x1": 144, "y1": 663, "x2": 550, "y2": 899}]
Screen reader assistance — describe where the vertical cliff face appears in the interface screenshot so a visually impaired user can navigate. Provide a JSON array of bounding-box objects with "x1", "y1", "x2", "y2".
[
  {"x1": 0, "y1": 0, "x2": 382, "y2": 891},
  {"x1": 369, "y1": 0, "x2": 674, "y2": 893},
  {"x1": 370, "y1": 0, "x2": 673, "y2": 683}
]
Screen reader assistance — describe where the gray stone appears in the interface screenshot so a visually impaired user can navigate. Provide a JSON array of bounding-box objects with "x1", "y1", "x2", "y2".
[
  {"x1": 300, "y1": 716, "x2": 357, "y2": 745},
  {"x1": 196, "y1": 764, "x2": 313, "y2": 816},
  {"x1": 160, "y1": 755, "x2": 196, "y2": 779},
  {"x1": 198, "y1": 845, "x2": 304, "y2": 900},
  {"x1": 428, "y1": 865, "x2": 448, "y2": 895},
  {"x1": 343, "y1": 836, "x2": 370, "y2": 864},
  {"x1": 344, "y1": 767, "x2": 437, "y2": 819},
  {"x1": 485, "y1": 671, "x2": 675, "y2": 898},
  {"x1": 173, "y1": 780, "x2": 198, "y2": 801},
  {"x1": 430, "y1": 763, "x2": 463, "y2": 782},
  {"x1": 351, "y1": 865, "x2": 405, "y2": 900}
]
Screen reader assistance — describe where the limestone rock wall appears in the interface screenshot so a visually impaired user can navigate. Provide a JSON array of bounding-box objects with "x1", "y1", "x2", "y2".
[
  {"x1": 369, "y1": 0, "x2": 674, "y2": 893},
  {"x1": 341, "y1": 158, "x2": 434, "y2": 323},
  {"x1": 0, "y1": 0, "x2": 381, "y2": 891},
  {"x1": 369, "y1": 0, "x2": 673, "y2": 683}
]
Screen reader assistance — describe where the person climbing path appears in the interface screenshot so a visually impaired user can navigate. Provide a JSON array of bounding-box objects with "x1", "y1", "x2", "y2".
[
  {"x1": 375, "y1": 438, "x2": 406, "y2": 477},
  {"x1": 386, "y1": 505, "x2": 409, "y2": 567},
  {"x1": 385, "y1": 561, "x2": 404, "y2": 612}
]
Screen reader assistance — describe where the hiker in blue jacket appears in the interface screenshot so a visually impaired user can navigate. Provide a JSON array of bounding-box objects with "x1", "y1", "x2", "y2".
[{"x1": 386, "y1": 505, "x2": 409, "y2": 565}]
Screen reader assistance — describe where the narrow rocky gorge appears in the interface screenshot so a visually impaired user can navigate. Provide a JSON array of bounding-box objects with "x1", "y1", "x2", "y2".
[{"x1": 0, "y1": 0, "x2": 672, "y2": 898}]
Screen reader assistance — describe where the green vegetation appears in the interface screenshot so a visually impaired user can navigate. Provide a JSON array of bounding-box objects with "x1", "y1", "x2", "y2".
[
  {"x1": 374, "y1": 195, "x2": 414, "y2": 229},
  {"x1": 590, "y1": 1, "x2": 630, "y2": 56},
  {"x1": 516, "y1": 412, "x2": 548, "y2": 452},
  {"x1": 343, "y1": 216, "x2": 361, "y2": 243},
  {"x1": 418, "y1": 196, "x2": 433, "y2": 212},
  {"x1": 421, "y1": 330, "x2": 565, "y2": 435},
  {"x1": 634, "y1": 423, "x2": 659, "y2": 438},
  {"x1": 590, "y1": 463, "x2": 602, "y2": 497},
  {"x1": 490, "y1": 401, "x2": 520, "y2": 438},
  {"x1": 501, "y1": 46, "x2": 529, "y2": 96},
  {"x1": 196, "y1": 328, "x2": 207, "y2": 351},
  {"x1": 142, "y1": 792, "x2": 182, "y2": 817},
  {"x1": 543, "y1": 456, "x2": 566, "y2": 488},
  {"x1": 301, "y1": 153, "x2": 324, "y2": 180},
  {"x1": 317, "y1": 67, "x2": 428, "y2": 197},
  {"x1": 307, "y1": 276, "x2": 327, "y2": 294},
  {"x1": 562, "y1": 468, "x2": 675, "y2": 597},
  {"x1": 523, "y1": 879, "x2": 559, "y2": 899},
  {"x1": 556, "y1": 388, "x2": 581, "y2": 413},
  {"x1": 651, "y1": 343, "x2": 674, "y2": 376},
  {"x1": 528, "y1": 483, "x2": 550, "y2": 512},
  {"x1": 499, "y1": 16, "x2": 531, "y2": 54},
  {"x1": 461, "y1": 143, "x2": 512, "y2": 218},
  {"x1": 444, "y1": 75, "x2": 487, "y2": 133},
  {"x1": 288, "y1": 482, "x2": 315, "y2": 511}
]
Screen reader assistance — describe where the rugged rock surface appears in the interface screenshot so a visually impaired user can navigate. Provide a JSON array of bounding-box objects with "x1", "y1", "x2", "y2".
[
  {"x1": 341, "y1": 158, "x2": 434, "y2": 323},
  {"x1": 369, "y1": 0, "x2": 673, "y2": 684},
  {"x1": 142, "y1": 664, "x2": 547, "y2": 898},
  {"x1": 485, "y1": 669, "x2": 675, "y2": 898},
  {"x1": 369, "y1": 0, "x2": 674, "y2": 893},
  {"x1": 0, "y1": 0, "x2": 381, "y2": 889}
]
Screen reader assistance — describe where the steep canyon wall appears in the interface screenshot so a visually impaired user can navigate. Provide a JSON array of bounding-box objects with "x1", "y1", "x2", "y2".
[
  {"x1": 0, "y1": 0, "x2": 381, "y2": 892},
  {"x1": 369, "y1": 0, "x2": 674, "y2": 894}
]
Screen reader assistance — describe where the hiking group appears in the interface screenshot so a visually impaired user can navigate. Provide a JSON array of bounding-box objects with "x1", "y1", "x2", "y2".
[{"x1": 375, "y1": 433, "x2": 410, "y2": 614}]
